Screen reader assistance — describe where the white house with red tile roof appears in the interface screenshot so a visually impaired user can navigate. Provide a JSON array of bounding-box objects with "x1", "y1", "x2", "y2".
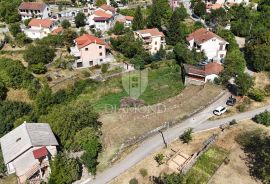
[
  {"x1": 18, "y1": 2, "x2": 50, "y2": 20},
  {"x1": 116, "y1": 15, "x2": 134, "y2": 27},
  {"x1": 183, "y1": 62, "x2": 223, "y2": 85},
  {"x1": 134, "y1": 28, "x2": 166, "y2": 55},
  {"x1": 70, "y1": 34, "x2": 112, "y2": 69},
  {"x1": 204, "y1": 0, "x2": 249, "y2": 6},
  {"x1": 88, "y1": 9, "x2": 114, "y2": 31},
  {"x1": 0, "y1": 123, "x2": 58, "y2": 183},
  {"x1": 97, "y1": 4, "x2": 116, "y2": 15},
  {"x1": 24, "y1": 19, "x2": 58, "y2": 39},
  {"x1": 186, "y1": 28, "x2": 229, "y2": 61}
]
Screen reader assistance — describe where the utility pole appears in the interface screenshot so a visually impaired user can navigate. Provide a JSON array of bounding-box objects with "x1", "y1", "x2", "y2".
[{"x1": 159, "y1": 130, "x2": 167, "y2": 148}]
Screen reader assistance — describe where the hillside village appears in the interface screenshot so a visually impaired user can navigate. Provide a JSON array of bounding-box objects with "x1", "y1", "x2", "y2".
[{"x1": 0, "y1": 0, "x2": 269, "y2": 184}]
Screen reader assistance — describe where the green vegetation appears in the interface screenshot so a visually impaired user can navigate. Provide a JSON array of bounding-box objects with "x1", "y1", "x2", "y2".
[
  {"x1": 0, "y1": 0, "x2": 21, "y2": 23},
  {"x1": 180, "y1": 128, "x2": 193, "y2": 143},
  {"x1": 248, "y1": 88, "x2": 265, "y2": 102},
  {"x1": 75, "y1": 12, "x2": 86, "y2": 28},
  {"x1": 61, "y1": 19, "x2": 71, "y2": 29},
  {"x1": 157, "y1": 173, "x2": 185, "y2": 184},
  {"x1": 111, "y1": 21, "x2": 125, "y2": 35},
  {"x1": 254, "y1": 111, "x2": 270, "y2": 126},
  {"x1": 237, "y1": 130, "x2": 270, "y2": 183},
  {"x1": 184, "y1": 147, "x2": 228, "y2": 183},
  {"x1": 139, "y1": 168, "x2": 148, "y2": 177},
  {"x1": 49, "y1": 153, "x2": 81, "y2": 184},
  {"x1": 132, "y1": 6, "x2": 144, "y2": 31},
  {"x1": 129, "y1": 178, "x2": 139, "y2": 184},
  {"x1": 154, "y1": 153, "x2": 164, "y2": 166}
]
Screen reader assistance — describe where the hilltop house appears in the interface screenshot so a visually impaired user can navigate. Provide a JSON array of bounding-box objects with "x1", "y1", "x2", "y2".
[
  {"x1": 18, "y1": 2, "x2": 50, "y2": 20},
  {"x1": 186, "y1": 28, "x2": 228, "y2": 61},
  {"x1": 70, "y1": 34, "x2": 112, "y2": 69},
  {"x1": 183, "y1": 62, "x2": 223, "y2": 85},
  {"x1": 0, "y1": 123, "x2": 58, "y2": 184},
  {"x1": 134, "y1": 28, "x2": 166, "y2": 55},
  {"x1": 116, "y1": 15, "x2": 134, "y2": 27},
  {"x1": 96, "y1": 4, "x2": 116, "y2": 16},
  {"x1": 24, "y1": 19, "x2": 58, "y2": 39}
]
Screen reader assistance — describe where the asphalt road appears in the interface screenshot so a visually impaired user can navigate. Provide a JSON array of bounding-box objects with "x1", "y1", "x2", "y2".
[{"x1": 80, "y1": 92, "x2": 270, "y2": 184}]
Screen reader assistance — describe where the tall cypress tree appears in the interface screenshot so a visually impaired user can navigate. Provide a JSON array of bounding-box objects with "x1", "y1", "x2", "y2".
[
  {"x1": 147, "y1": 3, "x2": 162, "y2": 29},
  {"x1": 132, "y1": 6, "x2": 144, "y2": 30}
]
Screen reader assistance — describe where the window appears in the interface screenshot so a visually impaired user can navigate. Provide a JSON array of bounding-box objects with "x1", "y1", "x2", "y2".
[
  {"x1": 100, "y1": 59, "x2": 103, "y2": 62},
  {"x1": 219, "y1": 45, "x2": 223, "y2": 50},
  {"x1": 85, "y1": 48, "x2": 88, "y2": 51},
  {"x1": 99, "y1": 46, "x2": 102, "y2": 49},
  {"x1": 99, "y1": 52, "x2": 102, "y2": 56},
  {"x1": 89, "y1": 61, "x2": 93, "y2": 66},
  {"x1": 154, "y1": 47, "x2": 157, "y2": 50},
  {"x1": 155, "y1": 41, "x2": 157, "y2": 45},
  {"x1": 220, "y1": 54, "x2": 224, "y2": 58},
  {"x1": 16, "y1": 138, "x2": 21, "y2": 142},
  {"x1": 77, "y1": 62, "x2": 83, "y2": 68}
]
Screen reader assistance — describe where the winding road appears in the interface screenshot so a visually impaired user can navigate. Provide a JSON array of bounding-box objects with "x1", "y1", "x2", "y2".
[{"x1": 78, "y1": 91, "x2": 270, "y2": 184}]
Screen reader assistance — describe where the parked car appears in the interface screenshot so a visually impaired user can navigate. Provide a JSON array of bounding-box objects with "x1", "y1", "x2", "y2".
[
  {"x1": 213, "y1": 106, "x2": 227, "y2": 116},
  {"x1": 226, "y1": 96, "x2": 236, "y2": 106}
]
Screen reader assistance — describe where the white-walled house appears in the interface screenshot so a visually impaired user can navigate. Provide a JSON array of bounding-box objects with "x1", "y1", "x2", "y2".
[
  {"x1": 186, "y1": 28, "x2": 229, "y2": 61},
  {"x1": 24, "y1": 19, "x2": 58, "y2": 39},
  {"x1": 0, "y1": 123, "x2": 58, "y2": 183},
  {"x1": 70, "y1": 34, "x2": 112, "y2": 69},
  {"x1": 96, "y1": 4, "x2": 116, "y2": 16},
  {"x1": 116, "y1": 15, "x2": 134, "y2": 27},
  {"x1": 18, "y1": 2, "x2": 50, "y2": 21},
  {"x1": 134, "y1": 28, "x2": 166, "y2": 55},
  {"x1": 204, "y1": 0, "x2": 249, "y2": 5},
  {"x1": 89, "y1": 10, "x2": 114, "y2": 31}
]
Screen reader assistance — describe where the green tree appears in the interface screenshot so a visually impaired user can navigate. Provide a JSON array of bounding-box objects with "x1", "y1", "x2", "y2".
[
  {"x1": 193, "y1": 0, "x2": 206, "y2": 18},
  {"x1": 254, "y1": 111, "x2": 270, "y2": 126},
  {"x1": 207, "y1": 8, "x2": 229, "y2": 27},
  {"x1": 35, "y1": 85, "x2": 53, "y2": 115},
  {"x1": 0, "y1": 81, "x2": 7, "y2": 101},
  {"x1": 62, "y1": 29, "x2": 78, "y2": 46},
  {"x1": 15, "y1": 32, "x2": 31, "y2": 47},
  {"x1": 61, "y1": 19, "x2": 71, "y2": 29},
  {"x1": 148, "y1": 3, "x2": 162, "y2": 29},
  {"x1": 24, "y1": 44, "x2": 56, "y2": 65},
  {"x1": 49, "y1": 153, "x2": 81, "y2": 184},
  {"x1": 40, "y1": 101, "x2": 100, "y2": 148},
  {"x1": 173, "y1": 42, "x2": 203, "y2": 64},
  {"x1": 0, "y1": 0, "x2": 21, "y2": 23},
  {"x1": 132, "y1": 6, "x2": 144, "y2": 30},
  {"x1": 180, "y1": 128, "x2": 193, "y2": 143},
  {"x1": 112, "y1": 21, "x2": 125, "y2": 35},
  {"x1": 75, "y1": 12, "x2": 86, "y2": 28},
  {"x1": 96, "y1": 0, "x2": 106, "y2": 6},
  {"x1": 129, "y1": 178, "x2": 139, "y2": 184},
  {"x1": 235, "y1": 73, "x2": 254, "y2": 96},
  {"x1": 166, "y1": 8, "x2": 189, "y2": 45},
  {"x1": 9, "y1": 22, "x2": 21, "y2": 37}
]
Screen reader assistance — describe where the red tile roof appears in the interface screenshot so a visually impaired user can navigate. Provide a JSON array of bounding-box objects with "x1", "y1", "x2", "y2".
[
  {"x1": 33, "y1": 147, "x2": 48, "y2": 159},
  {"x1": 19, "y1": 2, "x2": 46, "y2": 11},
  {"x1": 125, "y1": 16, "x2": 134, "y2": 21},
  {"x1": 137, "y1": 28, "x2": 164, "y2": 37},
  {"x1": 207, "y1": 3, "x2": 222, "y2": 10},
  {"x1": 185, "y1": 62, "x2": 223, "y2": 76},
  {"x1": 28, "y1": 19, "x2": 54, "y2": 28},
  {"x1": 51, "y1": 27, "x2": 63, "y2": 35},
  {"x1": 75, "y1": 34, "x2": 106, "y2": 49},
  {"x1": 100, "y1": 4, "x2": 116, "y2": 13},
  {"x1": 186, "y1": 28, "x2": 225, "y2": 44},
  {"x1": 94, "y1": 10, "x2": 112, "y2": 19}
]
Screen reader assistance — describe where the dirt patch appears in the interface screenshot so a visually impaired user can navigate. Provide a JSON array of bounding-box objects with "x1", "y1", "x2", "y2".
[
  {"x1": 6, "y1": 88, "x2": 31, "y2": 103},
  {"x1": 98, "y1": 84, "x2": 223, "y2": 171},
  {"x1": 254, "y1": 72, "x2": 270, "y2": 89}
]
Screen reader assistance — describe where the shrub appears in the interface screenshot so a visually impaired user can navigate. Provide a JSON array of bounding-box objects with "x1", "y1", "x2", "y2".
[
  {"x1": 29, "y1": 63, "x2": 47, "y2": 74},
  {"x1": 254, "y1": 111, "x2": 270, "y2": 126},
  {"x1": 0, "y1": 81, "x2": 7, "y2": 100},
  {"x1": 101, "y1": 63, "x2": 109, "y2": 73},
  {"x1": 264, "y1": 84, "x2": 270, "y2": 96},
  {"x1": 237, "y1": 97, "x2": 251, "y2": 112},
  {"x1": 180, "y1": 128, "x2": 193, "y2": 143},
  {"x1": 229, "y1": 119, "x2": 237, "y2": 125},
  {"x1": 248, "y1": 88, "x2": 265, "y2": 102},
  {"x1": 81, "y1": 70, "x2": 91, "y2": 77},
  {"x1": 154, "y1": 153, "x2": 164, "y2": 166},
  {"x1": 129, "y1": 178, "x2": 138, "y2": 184},
  {"x1": 139, "y1": 168, "x2": 148, "y2": 177}
]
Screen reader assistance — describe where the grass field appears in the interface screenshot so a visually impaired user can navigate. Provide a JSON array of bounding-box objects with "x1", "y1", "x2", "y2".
[
  {"x1": 184, "y1": 147, "x2": 228, "y2": 183},
  {"x1": 77, "y1": 61, "x2": 184, "y2": 112}
]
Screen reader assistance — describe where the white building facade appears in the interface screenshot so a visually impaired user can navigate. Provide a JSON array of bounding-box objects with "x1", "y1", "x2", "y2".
[
  {"x1": 18, "y1": 2, "x2": 50, "y2": 21},
  {"x1": 187, "y1": 28, "x2": 228, "y2": 61}
]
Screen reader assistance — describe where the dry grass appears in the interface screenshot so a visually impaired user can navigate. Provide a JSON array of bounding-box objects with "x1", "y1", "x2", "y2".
[
  {"x1": 6, "y1": 88, "x2": 31, "y2": 103},
  {"x1": 98, "y1": 84, "x2": 223, "y2": 171},
  {"x1": 254, "y1": 72, "x2": 270, "y2": 89},
  {"x1": 0, "y1": 174, "x2": 17, "y2": 184},
  {"x1": 110, "y1": 120, "x2": 269, "y2": 184}
]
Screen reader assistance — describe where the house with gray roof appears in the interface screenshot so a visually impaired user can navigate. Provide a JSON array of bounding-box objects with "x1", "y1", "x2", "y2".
[{"x1": 0, "y1": 122, "x2": 58, "y2": 183}]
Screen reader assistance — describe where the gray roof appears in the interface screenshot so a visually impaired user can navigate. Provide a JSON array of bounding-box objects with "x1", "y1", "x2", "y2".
[{"x1": 0, "y1": 123, "x2": 58, "y2": 164}]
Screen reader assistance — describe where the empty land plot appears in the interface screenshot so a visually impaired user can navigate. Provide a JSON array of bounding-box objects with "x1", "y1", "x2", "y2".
[{"x1": 98, "y1": 84, "x2": 223, "y2": 171}]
